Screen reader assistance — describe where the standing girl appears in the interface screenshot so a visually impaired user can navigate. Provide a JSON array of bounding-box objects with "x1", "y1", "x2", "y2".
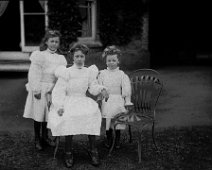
[
  {"x1": 23, "y1": 30, "x2": 67, "y2": 151},
  {"x1": 98, "y1": 45, "x2": 133, "y2": 149}
]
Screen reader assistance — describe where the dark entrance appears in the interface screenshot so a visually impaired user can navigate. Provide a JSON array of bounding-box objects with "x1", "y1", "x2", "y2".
[
  {"x1": 149, "y1": 0, "x2": 212, "y2": 66},
  {"x1": 0, "y1": 0, "x2": 21, "y2": 51}
]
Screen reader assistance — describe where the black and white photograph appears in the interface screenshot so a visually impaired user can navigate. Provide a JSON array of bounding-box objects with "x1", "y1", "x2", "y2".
[{"x1": 0, "y1": 0, "x2": 212, "y2": 169}]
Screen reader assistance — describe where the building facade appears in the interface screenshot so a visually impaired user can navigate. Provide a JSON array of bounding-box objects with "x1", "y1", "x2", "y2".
[
  {"x1": 0, "y1": 0, "x2": 100, "y2": 52},
  {"x1": 0, "y1": 0, "x2": 102, "y2": 71},
  {"x1": 0, "y1": 0, "x2": 150, "y2": 71}
]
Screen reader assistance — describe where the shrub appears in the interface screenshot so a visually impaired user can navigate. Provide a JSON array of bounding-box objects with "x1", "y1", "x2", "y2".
[
  {"x1": 70, "y1": 40, "x2": 150, "y2": 71},
  {"x1": 119, "y1": 39, "x2": 150, "y2": 70},
  {"x1": 99, "y1": 0, "x2": 145, "y2": 47},
  {"x1": 47, "y1": 0, "x2": 150, "y2": 69},
  {"x1": 48, "y1": 0, "x2": 81, "y2": 53}
]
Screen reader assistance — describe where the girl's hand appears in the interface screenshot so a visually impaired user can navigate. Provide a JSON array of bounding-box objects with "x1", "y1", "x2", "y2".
[
  {"x1": 47, "y1": 101, "x2": 52, "y2": 110},
  {"x1": 57, "y1": 108, "x2": 64, "y2": 116},
  {"x1": 46, "y1": 92, "x2": 52, "y2": 109},
  {"x1": 34, "y1": 93, "x2": 41, "y2": 100},
  {"x1": 125, "y1": 105, "x2": 134, "y2": 111},
  {"x1": 101, "y1": 89, "x2": 109, "y2": 102}
]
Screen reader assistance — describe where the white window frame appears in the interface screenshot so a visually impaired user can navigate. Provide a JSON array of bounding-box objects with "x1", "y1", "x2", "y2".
[
  {"x1": 77, "y1": 0, "x2": 98, "y2": 44},
  {"x1": 19, "y1": 0, "x2": 48, "y2": 52}
]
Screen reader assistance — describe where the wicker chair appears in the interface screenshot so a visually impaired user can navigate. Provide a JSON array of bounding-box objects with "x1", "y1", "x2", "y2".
[{"x1": 109, "y1": 69, "x2": 163, "y2": 163}]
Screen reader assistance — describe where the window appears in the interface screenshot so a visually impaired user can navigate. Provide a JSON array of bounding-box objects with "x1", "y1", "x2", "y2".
[
  {"x1": 77, "y1": 0, "x2": 98, "y2": 44},
  {"x1": 19, "y1": 0, "x2": 100, "y2": 52},
  {"x1": 20, "y1": 0, "x2": 48, "y2": 52}
]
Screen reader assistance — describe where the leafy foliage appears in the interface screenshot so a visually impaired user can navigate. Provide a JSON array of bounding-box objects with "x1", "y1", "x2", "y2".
[
  {"x1": 48, "y1": 0, "x2": 82, "y2": 53},
  {"x1": 99, "y1": 0, "x2": 146, "y2": 47}
]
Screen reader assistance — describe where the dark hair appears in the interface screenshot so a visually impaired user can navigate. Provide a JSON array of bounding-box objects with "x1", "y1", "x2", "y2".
[
  {"x1": 39, "y1": 29, "x2": 62, "y2": 51},
  {"x1": 68, "y1": 43, "x2": 89, "y2": 55},
  {"x1": 102, "y1": 45, "x2": 122, "y2": 61}
]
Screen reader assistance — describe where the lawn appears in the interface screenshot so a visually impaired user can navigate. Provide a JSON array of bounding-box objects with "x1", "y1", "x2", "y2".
[{"x1": 0, "y1": 126, "x2": 211, "y2": 170}]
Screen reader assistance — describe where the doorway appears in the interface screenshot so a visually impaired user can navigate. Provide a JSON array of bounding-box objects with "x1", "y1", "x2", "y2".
[
  {"x1": 149, "y1": 0, "x2": 199, "y2": 66},
  {"x1": 0, "y1": 0, "x2": 21, "y2": 51}
]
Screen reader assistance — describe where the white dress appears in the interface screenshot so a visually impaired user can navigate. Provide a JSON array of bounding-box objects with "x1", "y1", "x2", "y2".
[
  {"x1": 23, "y1": 50, "x2": 67, "y2": 122},
  {"x1": 47, "y1": 64, "x2": 105, "y2": 136},
  {"x1": 98, "y1": 67, "x2": 133, "y2": 130}
]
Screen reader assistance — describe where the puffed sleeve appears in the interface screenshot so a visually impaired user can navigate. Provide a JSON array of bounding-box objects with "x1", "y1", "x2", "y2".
[
  {"x1": 59, "y1": 54, "x2": 67, "y2": 66},
  {"x1": 121, "y1": 72, "x2": 133, "y2": 106},
  {"x1": 55, "y1": 65, "x2": 69, "y2": 80},
  {"x1": 51, "y1": 77, "x2": 67, "y2": 109},
  {"x1": 88, "y1": 65, "x2": 106, "y2": 96},
  {"x1": 97, "y1": 70, "x2": 104, "y2": 85},
  {"x1": 27, "y1": 51, "x2": 44, "y2": 93}
]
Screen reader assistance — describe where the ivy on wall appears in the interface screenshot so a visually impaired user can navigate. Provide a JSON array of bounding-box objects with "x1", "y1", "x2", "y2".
[
  {"x1": 99, "y1": 0, "x2": 146, "y2": 47},
  {"x1": 48, "y1": 0, "x2": 82, "y2": 53},
  {"x1": 47, "y1": 0, "x2": 149, "y2": 67},
  {"x1": 48, "y1": 0, "x2": 147, "y2": 48}
]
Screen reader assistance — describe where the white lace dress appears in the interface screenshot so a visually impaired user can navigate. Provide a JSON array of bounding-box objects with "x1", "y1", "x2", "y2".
[
  {"x1": 98, "y1": 67, "x2": 133, "y2": 130},
  {"x1": 23, "y1": 50, "x2": 67, "y2": 122},
  {"x1": 47, "y1": 65, "x2": 105, "y2": 136}
]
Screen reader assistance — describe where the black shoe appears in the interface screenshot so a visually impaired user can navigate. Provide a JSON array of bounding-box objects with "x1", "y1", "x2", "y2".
[
  {"x1": 35, "y1": 139, "x2": 43, "y2": 151},
  {"x1": 104, "y1": 139, "x2": 113, "y2": 149},
  {"x1": 42, "y1": 138, "x2": 56, "y2": 148},
  {"x1": 115, "y1": 137, "x2": 121, "y2": 149},
  {"x1": 115, "y1": 142, "x2": 121, "y2": 149},
  {"x1": 64, "y1": 152, "x2": 74, "y2": 168},
  {"x1": 88, "y1": 149, "x2": 100, "y2": 167},
  {"x1": 104, "y1": 141, "x2": 110, "y2": 149}
]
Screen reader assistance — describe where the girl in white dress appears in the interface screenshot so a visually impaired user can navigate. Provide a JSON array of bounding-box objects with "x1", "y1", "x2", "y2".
[
  {"x1": 47, "y1": 43, "x2": 109, "y2": 168},
  {"x1": 23, "y1": 30, "x2": 67, "y2": 151},
  {"x1": 98, "y1": 45, "x2": 133, "y2": 149}
]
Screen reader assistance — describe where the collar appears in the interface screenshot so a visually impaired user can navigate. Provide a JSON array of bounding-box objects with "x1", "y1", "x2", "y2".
[
  {"x1": 73, "y1": 63, "x2": 84, "y2": 69},
  {"x1": 107, "y1": 67, "x2": 119, "y2": 72},
  {"x1": 46, "y1": 48, "x2": 57, "y2": 54}
]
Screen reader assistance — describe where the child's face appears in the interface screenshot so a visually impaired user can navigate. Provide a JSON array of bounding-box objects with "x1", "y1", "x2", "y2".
[
  {"x1": 73, "y1": 50, "x2": 85, "y2": 67},
  {"x1": 106, "y1": 54, "x2": 119, "y2": 70},
  {"x1": 46, "y1": 37, "x2": 60, "y2": 51}
]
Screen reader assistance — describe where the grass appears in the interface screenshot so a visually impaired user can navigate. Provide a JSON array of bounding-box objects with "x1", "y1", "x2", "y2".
[{"x1": 0, "y1": 126, "x2": 212, "y2": 170}]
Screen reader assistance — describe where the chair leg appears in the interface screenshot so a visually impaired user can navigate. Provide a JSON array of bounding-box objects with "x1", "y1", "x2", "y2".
[
  {"x1": 152, "y1": 122, "x2": 158, "y2": 151},
  {"x1": 54, "y1": 137, "x2": 60, "y2": 159},
  {"x1": 128, "y1": 125, "x2": 132, "y2": 143},
  {"x1": 138, "y1": 132, "x2": 142, "y2": 164},
  {"x1": 115, "y1": 130, "x2": 121, "y2": 149}
]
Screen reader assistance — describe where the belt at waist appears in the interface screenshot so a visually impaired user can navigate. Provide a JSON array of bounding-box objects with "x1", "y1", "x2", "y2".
[{"x1": 66, "y1": 93, "x2": 86, "y2": 97}]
